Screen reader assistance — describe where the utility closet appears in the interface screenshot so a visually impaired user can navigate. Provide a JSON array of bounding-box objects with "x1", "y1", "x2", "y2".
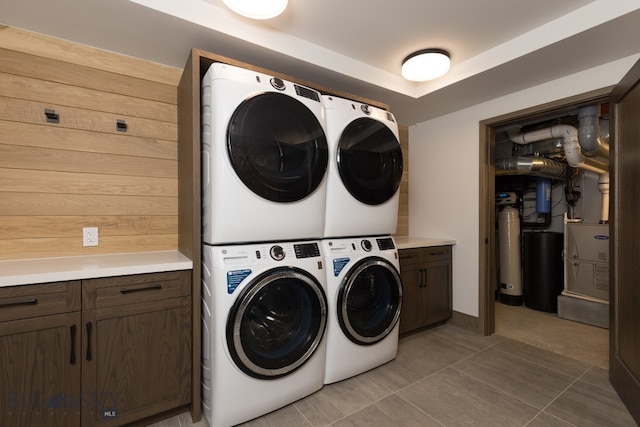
[{"x1": 494, "y1": 103, "x2": 610, "y2": 328}]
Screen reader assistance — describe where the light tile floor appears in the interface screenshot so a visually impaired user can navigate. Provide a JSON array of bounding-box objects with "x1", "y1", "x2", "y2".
[{"x1": 151, "y1": 308, "x2": 635, "y2": 427}]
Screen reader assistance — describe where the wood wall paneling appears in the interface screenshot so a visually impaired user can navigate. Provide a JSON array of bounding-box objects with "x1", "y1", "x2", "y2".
[
  {"x1": 0, "y1": 28, "x2": 181, "y2": 260},
  {"x1": 395, "y1": 125, "x2": 409, "y2": 237}
]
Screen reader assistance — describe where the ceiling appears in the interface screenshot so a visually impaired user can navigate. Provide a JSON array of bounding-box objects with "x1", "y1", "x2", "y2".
[{"x1": 2, "y1": 0, "x2": 640, "y2": 125}]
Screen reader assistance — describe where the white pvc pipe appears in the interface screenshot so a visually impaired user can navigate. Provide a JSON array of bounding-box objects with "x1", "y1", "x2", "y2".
[
  {"x1": 599, "y1": 172, "x2": 610, "y2": 223},
  {"x1": 509, "y1": 124, "x2": 608, "y2": 175}
]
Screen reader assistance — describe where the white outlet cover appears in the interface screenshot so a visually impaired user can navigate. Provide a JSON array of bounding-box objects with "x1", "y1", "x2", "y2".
[{"x1": 83, "y1": 227, "x2": 99, "y2": 247}]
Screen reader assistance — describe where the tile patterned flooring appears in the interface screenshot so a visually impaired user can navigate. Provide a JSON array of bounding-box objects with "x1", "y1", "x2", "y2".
[{"x1": 151, "y1": 307, "x2": 635, "y2": 427}]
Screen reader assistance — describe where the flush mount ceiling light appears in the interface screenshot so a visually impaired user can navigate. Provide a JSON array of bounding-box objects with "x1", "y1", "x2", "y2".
[
  {"x1": 401, "y1": 48, "x2": 451, "y2": 82},
  {"x1": 222, "y1": 0, "x2": 288, "y2": 19}
]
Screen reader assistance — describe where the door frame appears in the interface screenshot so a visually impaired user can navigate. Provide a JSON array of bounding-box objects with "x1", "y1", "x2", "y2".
[{"x1": 478, "y1": 87, "x2": 613, "y2": 336}]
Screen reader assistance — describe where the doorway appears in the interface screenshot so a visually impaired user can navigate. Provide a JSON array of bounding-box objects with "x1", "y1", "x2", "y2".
[{"x1": 478, "y1": 87, "x2": 613, "y2": 350}]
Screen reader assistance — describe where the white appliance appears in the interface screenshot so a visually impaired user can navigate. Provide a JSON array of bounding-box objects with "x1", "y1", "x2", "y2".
[
  {"x1": 201, "y1": 240, "x2": 328, "y2": 427},
  {"x1": 201, "y1": 63, "x2": 329, "y2": 244},
  {"x1": 322, "y1": 95, "x2": 403, "y2": 238},
  {"x1": 321, "y1": 236, "x2": 403, "y2": 384},
  {"x1": 563, "y1": 221, "x2": 609, "y2": 302}
]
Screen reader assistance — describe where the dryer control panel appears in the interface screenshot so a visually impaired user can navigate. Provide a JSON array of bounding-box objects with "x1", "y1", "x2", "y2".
[{"x1": 294, "y1": 242, "x2": 321, "y2": 258}]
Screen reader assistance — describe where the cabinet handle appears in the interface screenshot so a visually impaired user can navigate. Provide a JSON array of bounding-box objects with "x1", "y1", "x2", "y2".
[
  {"x1": 120, "y1": 284, "x2": 162, "y2": 294},
  {"x1": 422, "y1": 268, "x2": 428, "y2": 288},
  {"x1": 70, "y1": 324, "x2": 77, "y2": 365},
  {"x1": 0, "y1": 298, "x2": 38, "y2": 309},
  {"x1": 429, "y1": 251, "x2": 446, "y2": 256},
  {"x1": 86, "y1": 322, "x2": 92, "y2": 361},
  {"x1": 420, "y1": 269, "x2": 426, "y2": 288},
  {"x1": 400, "y1": 255, "x2": 415, "y2": 260}
]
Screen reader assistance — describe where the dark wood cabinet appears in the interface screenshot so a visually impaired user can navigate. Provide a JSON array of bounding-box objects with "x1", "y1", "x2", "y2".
[
  {"x1": 399, "y1": 246, "x2": 452, "y2": 335},
  {"x1": 0, "y1": 270, "x2": 191, "y2": 427},
  {"x1": 0, "y1": 281, "x2": 82, "y2": 427},
  {"x1": 81, "y1": 270, "x2": 191, "y2": 427}
]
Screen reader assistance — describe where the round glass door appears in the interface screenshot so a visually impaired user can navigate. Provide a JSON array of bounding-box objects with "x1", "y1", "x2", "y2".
[
  {"x1": 337, "y1": 257, "x2": 402, "y2": 345},
  {"x1": 337, "y1": 117, "x2": 403, "y2": 205},
  {"x1": 226, "y1": 267, "x2": 327, "y2": 379},
  {"x1": 227, "y1": 93, "x2": 328, "y2": 202}
]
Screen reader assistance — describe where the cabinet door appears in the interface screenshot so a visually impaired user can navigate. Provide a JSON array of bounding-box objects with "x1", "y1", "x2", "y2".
[
  {"x1": 398, "y1": 263, "x2": 424, "y2": 334},
  {"x1": 0, "y1": 312, "x2": 81, "y2": 427},
  {"x1": 81, "y1": 272, "x2": 191, "y2": 427},
  {"x1": 398, "y1": 249, "x2": 424, "y2": 334},
  {"x1": 423, "y1": 261, "x2": 452, "y2": 326}
]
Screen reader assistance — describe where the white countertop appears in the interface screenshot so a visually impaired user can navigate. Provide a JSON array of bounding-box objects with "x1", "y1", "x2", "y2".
[
  {"x1": 0, "y1": 251, "x2": 193, "y2": 287},
  {"x1": 394, "y1": 236, "x2": 457, "y2": 249}
]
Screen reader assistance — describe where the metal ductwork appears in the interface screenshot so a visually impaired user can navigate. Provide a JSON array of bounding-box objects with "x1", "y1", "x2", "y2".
[{"x1": 496, "y1": 156, "x2": 567, "y2": 180}]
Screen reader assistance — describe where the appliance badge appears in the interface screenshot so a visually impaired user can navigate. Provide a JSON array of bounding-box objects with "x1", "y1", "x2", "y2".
[
  {"x1": 333, "y1": 258, "x2": 350, "y2": 277},
  {"x1": 227, "y1": 269, "x2": 252, "y2": 294}
]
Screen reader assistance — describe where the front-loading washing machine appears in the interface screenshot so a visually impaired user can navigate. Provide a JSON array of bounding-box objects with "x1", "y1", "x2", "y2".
[
  {"x1": 202, "y1": 63, "x2": 329, "y2": 245},
  {"x1": 321, "y1": 236, "x2": 402, "y2": 384},
  {"x1": 201, "y1": 240, "x2": 327, "y2": 427},
  {"x1": 322, "y1": 95, "x2": 403, "y2": 238}
]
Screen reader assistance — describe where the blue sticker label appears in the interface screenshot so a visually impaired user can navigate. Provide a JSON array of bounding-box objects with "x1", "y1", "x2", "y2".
[
  {"x1": 227, "y1": 269, "x2": 251, "y2": 294},
  {"x1": 333, "y1": 258, "x2": 350, "y2": 277}
]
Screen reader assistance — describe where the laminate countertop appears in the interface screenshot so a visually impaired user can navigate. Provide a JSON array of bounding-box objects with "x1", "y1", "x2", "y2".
[
  {"x1": 0, "y1": 251, "x2": 193, "y2": 287},
  {"x1": 394, "y1": 236, "x2": 457, "y2": 250}
]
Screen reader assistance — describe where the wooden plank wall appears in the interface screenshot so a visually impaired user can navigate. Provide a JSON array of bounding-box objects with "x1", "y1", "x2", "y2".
[
  {"x1": 395, "y1": 125, "x2": 409, "y2": 237},
  {"x1": 0, "y1": 26, "x2": 182, "y2": 260}
]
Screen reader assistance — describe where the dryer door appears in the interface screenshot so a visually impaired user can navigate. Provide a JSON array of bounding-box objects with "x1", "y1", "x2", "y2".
[
  {"x1": 337, "y1": 257, "x2": 403, "y2": 345},
  {"x1": 226, "y1": 267, "x2": 327, "y2": 379},
  {"x1": 337, "y1": 117, "x2": 403, "y2": 205},
  {"x1": 227, "y1": 93, "x2": 328, "y2": 202}
]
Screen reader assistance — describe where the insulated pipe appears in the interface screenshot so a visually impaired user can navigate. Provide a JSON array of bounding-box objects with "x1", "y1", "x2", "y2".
[
  {"x1": 495, "y1": 156, "x2": 567, "y2": 179},
  {"x1": 509, "y1": 124, "x2": 608, "y2": 175}
]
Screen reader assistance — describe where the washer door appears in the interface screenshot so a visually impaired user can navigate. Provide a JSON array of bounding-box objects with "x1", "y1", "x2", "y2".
[
  {"x1": 337, "y1": 117, "x2": 403, "y2": 205},
  {"x1": 337, "y1": 257, "x2": 403, "y2": 345},
  {"x1": 226, "y1": 267, "x2": 327, "y2": 379},
  {"x1": 227, "y1": 93, "x2": 328, "y2": 202}
]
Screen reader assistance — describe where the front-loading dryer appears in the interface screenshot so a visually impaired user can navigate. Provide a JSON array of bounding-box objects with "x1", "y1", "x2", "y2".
[
  {"x1": 201, "y1": 240, "x2": 327, "y2": 427},
  {"x1": 202, "y1": 63, "x2": 329, "y2": 245},
  {"x1": 321, "y1": 236, "x2": 402, "y2": 384},
  {"x1": 322, "y1": 95, "x2": 403, "y2": 238}
]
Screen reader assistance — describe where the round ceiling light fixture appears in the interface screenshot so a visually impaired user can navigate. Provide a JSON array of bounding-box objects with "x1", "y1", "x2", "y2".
[
  {"x1": 222, "y1": 0, "x2": 288, "y2": 19},
  {"x1": 401, "y1": 48, "x2": 451, "y2": 82}
]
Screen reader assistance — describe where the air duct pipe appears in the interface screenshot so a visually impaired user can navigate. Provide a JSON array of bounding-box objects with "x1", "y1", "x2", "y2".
[
  {"x1": 509, "y1": 124, "x2": 608, "y2": 175},
  {"x1": 495, "y1": 156, "x2": 567, "y2": 179}
]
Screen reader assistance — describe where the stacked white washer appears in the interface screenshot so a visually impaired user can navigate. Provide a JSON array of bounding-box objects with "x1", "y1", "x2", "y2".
[
  {"x1": 320, "y1": 95, "x2": 405, "y2": 384},
  {"x1": 201, "y1": 63, "x2": 330, "y2": 426},
  {"x1": 321, "y1": 236, "x2": 402, "y2": 384},
  {"x1": 201, "y1": 241, "x2": 327, "y2": 427}
]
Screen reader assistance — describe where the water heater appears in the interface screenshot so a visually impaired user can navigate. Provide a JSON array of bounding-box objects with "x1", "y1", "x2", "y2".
[{"x1": 498, "y1": 206, "x2": 523, "y2": 305}]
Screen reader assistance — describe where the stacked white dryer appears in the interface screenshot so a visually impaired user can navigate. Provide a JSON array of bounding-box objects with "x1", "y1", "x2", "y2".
[
  {"x1": 200, "y1": 63, "x2": 330, "y2": 427},
  {"x1": 321, "y1": 95, "x2": 404, "y2": 384}
]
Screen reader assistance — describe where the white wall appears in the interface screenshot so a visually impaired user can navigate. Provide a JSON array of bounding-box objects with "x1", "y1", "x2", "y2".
[{"x1": 408, "y1": 54, "x2": 640, "y2": 318}]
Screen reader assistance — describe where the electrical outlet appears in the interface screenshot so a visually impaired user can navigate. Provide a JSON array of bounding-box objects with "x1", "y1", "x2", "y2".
[{"x1": 83, "y1": 227, "x2": 99, "y2": 247}]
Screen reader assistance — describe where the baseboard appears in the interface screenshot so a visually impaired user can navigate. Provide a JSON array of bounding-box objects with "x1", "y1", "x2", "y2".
[{"x1": 449, "y1": 311, "x2": 479, "y2": 334}]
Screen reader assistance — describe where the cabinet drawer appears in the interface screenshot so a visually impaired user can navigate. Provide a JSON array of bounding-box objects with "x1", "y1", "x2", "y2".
[
  {"x1": 0, "y1": 281, "x2": 81, "y2": 322},
  {"x1": 420, "y1": 246, "x2": 451, "y2": 262},
  {"x1": 398, "y1": 248, "x2": 422, "y2": 266},
  {"x1": 83, "y1": 270, "x2": 191, "y2": 309}
]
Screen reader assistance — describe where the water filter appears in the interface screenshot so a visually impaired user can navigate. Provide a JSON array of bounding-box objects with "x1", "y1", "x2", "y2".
[{"x1": 536, "y1": 177, "x2": 551, "y2": 213}]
